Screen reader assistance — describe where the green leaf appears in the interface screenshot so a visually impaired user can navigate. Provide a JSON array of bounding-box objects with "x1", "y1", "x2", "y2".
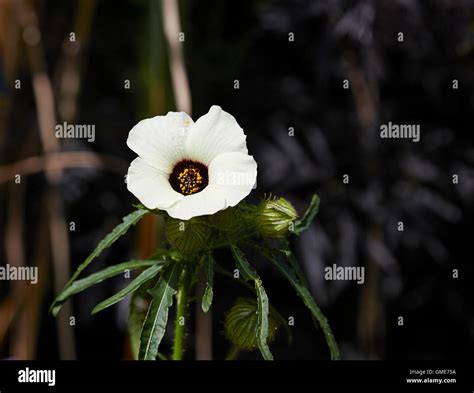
[
  {"x1": 128, "y1": 291, "x2": 149, "y2": 360},
  {"x1": 92, "y1": 264, "x2": 165, "y2": 315},
  {"x1": 67, "y1": 209, "x2": 149, "y2": 286},
  {"x1": 292, "y1": 194, "x2": 320, "y2": 236},
  {"x1": 255, "y1": 279, "x2": 273, "y2": 360},
  {"x1": 279, "y1": 241, "x2": 320, "y2": 330},
  {"x1": 132, "y1": 203, "x2": 165, "y2": 215},
  {"x1": 51, "y1": 259, "x2": 165, "y2": 316},
  {"x1": 231, "y1": 245, "x2": 273, "y2": 360},
  {"x1": 231, "y1": 245, "x2": 258, "y2": 281},
  {"x1": 138, "y1": 262, "x2": 181, "y2": 360},
  {"x1": 68, "y1": 209, "x2": 149, "y2": 286},
  {"x1": 128, "y1": 277, "x2": 167, "y2": 360},
  {"x1": 280, "y1": 240, "x2": 309, "y2": 287},
  {"x1": 261, "y1": 246, "x2": 340, "y2": 360},
  {"x1": 50, "y1": 209, "x2": 149, "y2": 315},
  {"x1": 201, "y1": 253, "x2": 215, "y2": 313}
]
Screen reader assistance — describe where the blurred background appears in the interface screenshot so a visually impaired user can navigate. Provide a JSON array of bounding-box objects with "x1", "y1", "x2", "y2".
[{"x1": 0, "y1": 0, "x2": 473, "y2": 360}]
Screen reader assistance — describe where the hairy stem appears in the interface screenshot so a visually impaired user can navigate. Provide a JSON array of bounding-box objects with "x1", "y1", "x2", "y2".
[{"x1": 172, "y1": 268, "x2": 192, "y2": 360}]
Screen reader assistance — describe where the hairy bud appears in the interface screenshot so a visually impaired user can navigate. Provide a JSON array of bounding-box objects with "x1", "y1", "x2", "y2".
[
  {"x1": 224, "y1": 297, "x2": 279, "y2": 350},
  {"x1": 256, "y1": 197, "x2": 298, "y2": 238}
]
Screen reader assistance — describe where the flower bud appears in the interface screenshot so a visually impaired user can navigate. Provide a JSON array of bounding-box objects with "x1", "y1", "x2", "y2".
[
  {"x1": 224, "y1": 297, "x2": 279, "y2": 351},
  {"x1": 165, "y1": 217, "x2": 212, "y2": 256},
  {"x1": 256, "y1": 197, "x2": 298, "y2": 238}
]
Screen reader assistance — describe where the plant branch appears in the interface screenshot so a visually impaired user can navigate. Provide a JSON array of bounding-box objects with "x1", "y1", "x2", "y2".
[{"x1": 172, "y1": 267, "x2": 192, "y2": 360}]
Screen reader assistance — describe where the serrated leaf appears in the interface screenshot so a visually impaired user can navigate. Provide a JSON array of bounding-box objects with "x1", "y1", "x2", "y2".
[
  {"x1": 255, "y1": 279, "x2": 273, "y2": 360},
  {"x1": 67, "y1": 209, "x2": 149, "y2": 286},
  {"x1": 231, "y1": 245, "x2": 258, "y2": 281},
  {"x1": 92, "y1": 264, "x2": 165, "y2": 315},
  {"x1": 201, "y1": 253, "x2": 214, "y2": 313},
  {"x1": 280, "y1": 240, "x2": 308, "y2": 286},
  {"x1": 279, "y1": 241, "x2": 320, "y2": 330},
  {"x1": 127, "y1": 275, "x2": 160, "y2": 360},
  {"x1": 138, "y1": 262, "x2": 181, "y2": 360},
  {"x1": 262, "y1": 247, "x2": 340, "y2": 360},
  {"x1": 292, "y1": 194, "x2": 320, "y2": 236},
  {"x1": 128, "y1": 291, "x2": 149, "y2": 360},
  {"x1": 231, "y1": 245, "x2": 273, "y2": 360},
  {"x1": 51, "y1": 259, "x2": 165, "y2": 316},
  {"x1": 50, "y1": 209, "x2": 149, "y2": 314}
]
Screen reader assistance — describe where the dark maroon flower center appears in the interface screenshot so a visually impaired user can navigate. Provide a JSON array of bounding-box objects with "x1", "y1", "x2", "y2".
[{"x1": 169, "y1": 160, "x2": 209, "y2": 195}]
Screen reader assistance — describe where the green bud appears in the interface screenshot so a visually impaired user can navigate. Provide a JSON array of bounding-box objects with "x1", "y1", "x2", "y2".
[
  {"x1": 224, "y1": 297, "x2": 279, "y2": 351},
  {"x1": 165, "y1": 217, "x2": 212, "y2": 256},
  {"x1": 256, "y1": 197, "x2": 298, "y2": 238}
]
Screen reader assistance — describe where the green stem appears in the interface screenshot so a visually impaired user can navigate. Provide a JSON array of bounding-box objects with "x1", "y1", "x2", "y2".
[{"x1": 172, "y1": 268, "x2": 192, "y2": 360}]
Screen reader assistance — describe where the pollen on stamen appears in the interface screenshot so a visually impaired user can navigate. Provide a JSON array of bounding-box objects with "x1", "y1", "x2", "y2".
[{"x1": 169, "y1": 160, "x2": 209, "y2": 196}]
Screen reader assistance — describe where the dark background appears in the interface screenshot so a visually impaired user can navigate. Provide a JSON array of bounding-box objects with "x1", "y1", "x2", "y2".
[{"x1": 0, "y1": 0, "x2": 473, "y2": 360}]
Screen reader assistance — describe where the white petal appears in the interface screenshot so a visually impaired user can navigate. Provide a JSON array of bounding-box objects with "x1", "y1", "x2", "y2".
[
  {"x1": 165, "y1": 185, "x2": 229, "y2": 220},
  {"x1": 165, "y1": 152, "x2": 257, "y2": 220},
  {"x1": 127, "y1": 157, "x2": 183, "y2": 210},
  {"x1": 208, "y1": 152, "x2": 257, "y2": 205},
  {"x1": 127, "y1": 111, "x2": 193, "y2": 173},
  {"x1": 185, "y1": 106, "x2": 248, "y2": 165}
]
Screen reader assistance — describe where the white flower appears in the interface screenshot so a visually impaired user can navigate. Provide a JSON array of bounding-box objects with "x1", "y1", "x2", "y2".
[{"x1": 126, "y1": 105, "x2": 257, "y2": 220}]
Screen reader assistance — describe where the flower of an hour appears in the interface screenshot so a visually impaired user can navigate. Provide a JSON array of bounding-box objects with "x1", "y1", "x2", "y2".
[{"x1": 126, "y1": 105, "x2": 257, "y2": 220}]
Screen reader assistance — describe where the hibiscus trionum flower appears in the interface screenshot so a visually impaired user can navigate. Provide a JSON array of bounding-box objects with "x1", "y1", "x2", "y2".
[{"x1": 126, "y1": 106, "x2": 257, "y2": 220}]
